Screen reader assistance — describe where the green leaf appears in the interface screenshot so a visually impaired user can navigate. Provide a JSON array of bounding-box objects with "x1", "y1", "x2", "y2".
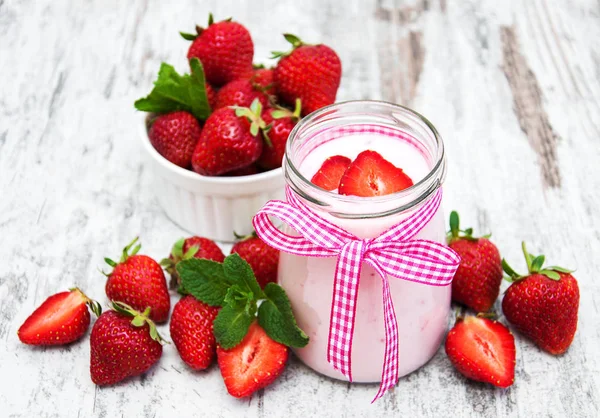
[
  {"x1": 258, "y1": 283, "x2": 309, "y2": 348},
  {"x1": 464, "y1": 228, "x2": 473, "y2": 236},
  {"x1": 104, "y1": 258, "x2": 117, "y2": 268},
  {"x1": 540, "y1": 269, "x2": 561, "y2": 281},
  {"x1": 177, "y1": 258, "x2": 229, "y2": 306},
  {"x1": 222, "y1": 254, "x2": 265, "y2": 300},
  {"x1": 213, "y1": 303, "x2": 254, "y2": 349},
  {"x1": 501, "y1": 258, "x2": 520, "y2": 279},
  {"x1": 131, "y1": 315, "x2": 146, "y2": 327},
  {"x1": 179, "y1": 31, "x2": 197, "y2": 41},
  {"x1": 531, "y1": 255, "x2": 545, "y2": 272},
  {"x1": 546, "y1": 266, "x2": 574, "y2": 273},
  {"x1": 134, "y1": 59, "x2": 211, "y2": 120},
  {"x1": 449, "y1": 211, "x2": 459, "y2": 238},
  {"x1": 283, "y1": 33, "x2": 302, "y2": 46},
  {"x1": 271, "y1": 110, "x2": 289, "y2": 119},
  {"x1": 171, "y1": 238, "x2": 185, "y2": 259}
]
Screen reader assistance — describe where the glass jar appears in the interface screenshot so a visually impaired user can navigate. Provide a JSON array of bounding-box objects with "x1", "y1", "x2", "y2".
[{"x1": 279, "y1": 100, "x2": 449, "y2": 382}]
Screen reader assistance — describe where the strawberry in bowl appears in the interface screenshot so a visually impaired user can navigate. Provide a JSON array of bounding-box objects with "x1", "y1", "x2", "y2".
[{"x1": 134, "y1": 15, "x2": 342, "y2": 242}]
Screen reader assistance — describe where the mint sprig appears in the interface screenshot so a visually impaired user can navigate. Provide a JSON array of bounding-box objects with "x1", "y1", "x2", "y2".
[
  {"x1": 134, "y1": 58, "x2": 211, "y2": 120},
  {"x1": 258, "y1": 283, "x2": 309, "y2": 348},
  {"x1": 178, "y1": 258, "x2": 230, "y2": 306},
  {"x1": 177, "y1": 253, "x2": 309, "y2": 350}
]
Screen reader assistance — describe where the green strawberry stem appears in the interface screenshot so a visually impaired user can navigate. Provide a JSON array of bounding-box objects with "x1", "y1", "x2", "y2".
[
  {"x1": 103, "y1": 237, "x2": 141, "y2": 276},
  {"x1": 233, "y1": 99, "x2": 270, "y2": 143},
  {"x1": 159, "y1": 238, "x2": 200, "y2": 276},
  {"x1": 111, "y1": 301, "x2": 167, "y2": 344},
  {"x1": 69, "y1": 287, "x2": 102, "y2": 317},
  {"x1": 233, "y1": 231, "x2": 257, "y2": 241},
  {"x1": 271, "y1": 33, "x2": 311, "y2": 59},
  {"x1": 447, "y1": 211, "x2": 489, "y2": 244},
  {"x1": 502, "y1": 241, "x2": 574, "y2": 283},
  {"x1": 271, "y1": 99, "x2": 302, "y2": 122}
]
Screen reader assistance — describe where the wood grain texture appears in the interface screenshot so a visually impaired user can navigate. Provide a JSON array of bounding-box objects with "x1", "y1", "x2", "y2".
[{"x1": 1, "y1": 0, "x2": 600, "y2": 416}]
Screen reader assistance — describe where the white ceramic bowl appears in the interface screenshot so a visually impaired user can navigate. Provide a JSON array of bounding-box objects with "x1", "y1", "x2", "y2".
[{"x1": 139, "y1": 117, "x2": 285, "y2": 242}]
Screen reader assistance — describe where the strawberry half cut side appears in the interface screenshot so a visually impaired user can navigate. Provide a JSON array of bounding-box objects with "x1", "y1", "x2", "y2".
[
  {"x1": 338, "y1": 150, "x2": 413, "y2": 197},
  {"x1": 310, "y1": 155, "x2": 351, "y2": 191},
  {"x1": 18, "y1": 288, "x2": 102, "y2": 345},
  {"x1": 445, "y1": 316, "x2": 516, "y2": 388},
  {"x1": 217, "y1": 321, "x2": 288, "y2": 398}
]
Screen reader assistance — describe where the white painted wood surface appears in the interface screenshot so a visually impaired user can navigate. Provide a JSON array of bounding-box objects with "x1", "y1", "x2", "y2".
[{"x1": 1, "y1": 0, "x2": 599, "y2": 416}]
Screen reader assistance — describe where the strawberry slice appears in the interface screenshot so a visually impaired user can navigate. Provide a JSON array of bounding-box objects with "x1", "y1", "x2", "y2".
[
  {"x1": 338, "y1": 150, "x2": 413, "y2": 197},
  {"x1": 445, "y1": 316, "x2": 516, "y2": 388},
  {"x1": 217, "y1": 321, "x2": 288, "y2": 398},
  {"x1": 310, "y1": 155, "x2": 351, "y2": 191},
  {"x1": 18, "y1": 288, "x2": 101, "y2": 346}
]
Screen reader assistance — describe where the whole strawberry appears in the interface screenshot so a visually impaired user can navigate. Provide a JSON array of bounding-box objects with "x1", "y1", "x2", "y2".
[
  {"x1": 258, "y1": 100, "x2": 301, "y2": 170},
  {"x1": 192, "y1": 99, "x2": 265, "y2": 176},
  {"x1": 161, "y1": 236, "x2": 225, "y2": 290},
  {"x1": 445, "y1": 315, "x2": 515, "y2": 388},
  {"x1": 170, "y1": 295, "x2": 219, "y2": 370},
  {"x1": 90, "y1": 302, "x2": 164, "y2": 385},
  {"x1": 148, "y1": 111, "x2": 201, "y2": 168},
  {"x1": 215, "y1": 79, "x2": 269, "y2": 111},
  {"x1": 447, "y1": 211, "x2": 503, "y2": 312},
  {"x1": 273, "y1": 34, "x2": 341, "y2": 116},
  {"x1": 18, "y1": 288, "x2": 101, "y2": 346},
  {"x1": 231, "y1": 233, "x2": 279, "y2": 289},
  {"x1": 103, "y1": 238, "x2": 170, "y2": 323},
  {"x1": 502, "y1": 242, "x2": 579, "y2": 354},
  {"x1": 184, "y1": 14, "x2": 253, "y2": 87}
]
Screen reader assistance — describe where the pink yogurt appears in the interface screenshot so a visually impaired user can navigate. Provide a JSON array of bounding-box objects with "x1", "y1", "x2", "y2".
[{"x1": 279, "y1": 101, "x2": 450, "y2": 382}]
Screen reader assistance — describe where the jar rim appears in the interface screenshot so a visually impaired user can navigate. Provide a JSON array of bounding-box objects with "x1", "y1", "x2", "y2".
[{"x1": 283, "y1": 100, "x2": 447, "y2": 218}]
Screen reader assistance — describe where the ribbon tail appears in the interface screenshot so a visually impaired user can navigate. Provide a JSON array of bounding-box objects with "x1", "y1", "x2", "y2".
[
  {"x1": 327, "y1": 240, "x2": 366, "y2": 382},
  {"x1": 366, "y1": 257, "x2": 400, "y2": 403}
]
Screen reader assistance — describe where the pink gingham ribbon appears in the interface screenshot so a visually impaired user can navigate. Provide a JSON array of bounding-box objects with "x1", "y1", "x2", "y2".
[{"x1": 252, "y1": 187, "x2": 460, "y2": 401}]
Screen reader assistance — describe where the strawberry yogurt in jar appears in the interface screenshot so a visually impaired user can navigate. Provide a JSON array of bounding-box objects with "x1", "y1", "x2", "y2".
[{"x1": 277, "y1": 101, "x2": 451, "y2": 383}]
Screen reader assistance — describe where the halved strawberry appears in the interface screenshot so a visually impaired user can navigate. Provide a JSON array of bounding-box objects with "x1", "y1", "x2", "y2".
[
  {"x1": 217, "y1": 321, "x2": 288, "y2": 398},
  {"x1": 338, "y1": 150, "x2": 413, "y2": 197},
  {"x1": 310, "y1": 155, "x2": 351, "y2": 191},
  {"x1": 18, "y1": 288, "x2": 101, "y2": 346},
  {"x1": 445, "y1": 316, "x2": 516, "y2": 388}
]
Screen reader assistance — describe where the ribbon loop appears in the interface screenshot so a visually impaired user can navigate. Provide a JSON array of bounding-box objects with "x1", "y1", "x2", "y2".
[{"x1": 252, "y1": 188, "x2": 460, "y2": 402}]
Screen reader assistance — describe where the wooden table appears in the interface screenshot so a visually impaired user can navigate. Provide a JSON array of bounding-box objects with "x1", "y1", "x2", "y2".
[{"x1": 1, "y1": 0, "x2": 599, "y2": 416}]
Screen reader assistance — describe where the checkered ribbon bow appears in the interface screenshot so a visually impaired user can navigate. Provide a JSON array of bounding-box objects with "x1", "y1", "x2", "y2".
[{"x1": 252, "y1": 187, "x2": 460, "y2": 402}]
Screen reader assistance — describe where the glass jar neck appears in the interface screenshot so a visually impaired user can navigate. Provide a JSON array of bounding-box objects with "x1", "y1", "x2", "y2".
[{"x1": 283, "y1": 100, "x2": 446, "y2": 219}]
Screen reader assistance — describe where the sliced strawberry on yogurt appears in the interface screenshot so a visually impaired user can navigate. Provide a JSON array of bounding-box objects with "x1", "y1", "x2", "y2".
[
  {"x1": 338, "y1": 150, "x2": 413, "y2": 197},
  {"x1": 310, "y1": 155, "x2": 351, "y2": 191}
]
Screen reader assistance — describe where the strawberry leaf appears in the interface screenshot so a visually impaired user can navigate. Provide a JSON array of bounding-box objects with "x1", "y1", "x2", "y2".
[
  {"x1": 539, "y1": 269, "x2": 561, "y2": 281},
  {"x1": 134, "y1": 58, "x2": 211, "y2": 120},
  {"x1": 258, "y1": 283, "x2": 309, "y2": 348},
  {"x1": 179, "y1": 31, "x2": 197, "y2": 41},
  {"x1": 546, "y1": 266, "x2": 574, "y2": 273},
  {"x1": 501, "y1": 258, "x2": 521, "y2": 280},
  {"x1": 531, "y1": 255, "x2": 545, "y2": 272},
  {"x1": 177, "y1": 258, "x2": 230, "y2": 306},
  {"x1": 213, "y1": 303, "x2": 254, "y2": 349}
]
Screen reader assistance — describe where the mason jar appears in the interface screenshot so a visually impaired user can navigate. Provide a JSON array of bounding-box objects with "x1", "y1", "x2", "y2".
[{"x1": 279, "y1": 100, "x2": 450, "y2": 382}]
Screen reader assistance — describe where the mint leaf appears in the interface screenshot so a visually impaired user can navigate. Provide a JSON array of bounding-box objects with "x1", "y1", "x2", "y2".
[
  {"x1": 258, "y1": 283, "x2": 309, "y2": 348},
  {"x1": 134, "y1": 58, "x2": 211, "y2": 120},
  {"x1": 223, "y1": 253, "x2": 265, "y2": 300},
  {"x1": 213, "y1": 303, "x2": 254, "y2": 349},
  {"x1": 177, "y1": 258, "x2": 229, "y2": 306}
]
